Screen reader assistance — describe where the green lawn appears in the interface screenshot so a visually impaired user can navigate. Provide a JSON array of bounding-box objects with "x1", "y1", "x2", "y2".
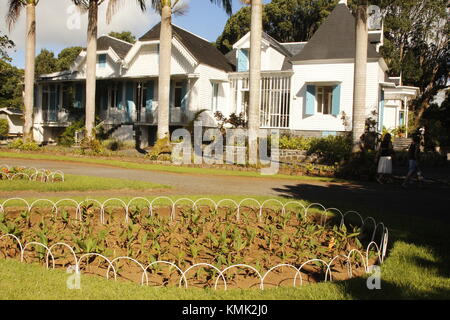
[
  {"x1": 0, "y1": 174, "x2": 169, "y2": 192},
  {"x1": 0, "y1": 194, "x2": 449, "y2": 299},
  {"x1": 0, "y1": 151, "x2": 341, "y2": 183},
  {"x1": 0, "y1": 240, "x2": 448, "y2": 300}
]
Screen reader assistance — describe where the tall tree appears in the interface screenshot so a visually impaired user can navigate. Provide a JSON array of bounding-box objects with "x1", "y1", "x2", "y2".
[
  {"x1": 108, "y1": 31, "x2": 136, "y2": 43},
  {"x1": 150, "y1": 0, "x2": 233, "y2": 140},
  {"x1": 71, "y1": 0, "x2": 147, "y2": 140},
  {"x1": 0, "y1": 31, "x2": 15, "y2": 61},
  {"x1": 0, "y1": 59, "x2": 24, "y2": 110},
  {"x1": 239, "y1": 0, "x2": 262, "y2": 164},
  {"x1": 6, "y1": 0, "x2": 38, "y2": 141},
  {"x1": 56, "y1": 46, "x2": 83, "y2": 71},
  {"x1": 379, "y1": 0, "x2": 448, "y2": 128},
  {"x1": 352, "y1": 3, "x2": 368, "y2": 151},
  {"x1": 35, "y1": 48, "x2": 57, "y2": 76},
  {"x1": 216, "y1": 0, "x2": 339, "y2": 54}
]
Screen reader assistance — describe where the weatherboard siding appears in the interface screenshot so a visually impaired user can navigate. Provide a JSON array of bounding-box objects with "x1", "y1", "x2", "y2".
[{"x1": 291, "y1": 61, "x2": 381, "y2": 132}]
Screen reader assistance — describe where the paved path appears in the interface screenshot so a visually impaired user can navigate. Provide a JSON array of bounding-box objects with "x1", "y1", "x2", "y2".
[{"x1": 2, "y1": 158, "x2": 449, "y2": 220}]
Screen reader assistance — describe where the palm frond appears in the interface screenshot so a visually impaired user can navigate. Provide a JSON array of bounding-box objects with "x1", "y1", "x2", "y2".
[
  {"x1": 6, "y1": 0, "x2": 26, "y2": 31},
  {"x1": 106, "y1": 0, "x2": 147, "y2": 24},
  {"x1": 209, "y1": 0, "x2": 233, "y2": 16}
]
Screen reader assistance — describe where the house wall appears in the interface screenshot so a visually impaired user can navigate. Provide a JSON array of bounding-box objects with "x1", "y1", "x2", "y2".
[
  {"x1": 261, "y1": 46, "x2": 286, "y2": 71},
  {"x1": 193, "y1": 64, "x2": 229, "y2": 126},
  {"x1": 75, "y1": 54, "x2": 121, "y2": 79},
  {"x1": 125, "y1": 41, "x2": 195, "y2": 78},
  {"x1": 291, "y1": 60, "x2": 381, "y2": 133}
]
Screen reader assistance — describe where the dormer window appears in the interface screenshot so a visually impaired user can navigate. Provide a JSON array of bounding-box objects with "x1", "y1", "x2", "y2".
[{"x1": 97, "y1": 54, "x2": 107, "y2": 68}]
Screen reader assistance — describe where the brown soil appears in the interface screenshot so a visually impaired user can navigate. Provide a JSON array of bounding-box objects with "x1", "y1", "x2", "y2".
[{"x1": 0, "y1": 205, "x2": 379, "y2": 289}]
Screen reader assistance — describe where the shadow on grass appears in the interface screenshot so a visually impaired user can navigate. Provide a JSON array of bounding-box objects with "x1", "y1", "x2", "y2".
[{"x1": 273, "y1": 181, "x2": 450, "y2": 299}]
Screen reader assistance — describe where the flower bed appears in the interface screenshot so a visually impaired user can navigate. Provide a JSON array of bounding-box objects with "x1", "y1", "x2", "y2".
[
  {"x1": 0, "y1": 197, "x2": 388, "y2": 290},
  {"x1": 0, "y1": 165, "x2": 64, "y2": 183}
]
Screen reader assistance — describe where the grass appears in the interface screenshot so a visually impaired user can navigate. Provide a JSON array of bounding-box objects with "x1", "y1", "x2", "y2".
[
  {"x1": 0, "y1": 194, "x2": 449, "y2": 299},
  {"x1": 0, "y1": 241, "x2": 448, "y2": 300},
  {"x1": 0, "y1": 174, "x2": 169, "y2": 192},
  {"x1": 0, "y1": 151, "x2": 341, "y2": 183}
]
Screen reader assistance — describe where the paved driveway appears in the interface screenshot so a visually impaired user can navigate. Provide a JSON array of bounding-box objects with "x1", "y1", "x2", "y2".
[{"x1": 2, "y1": 158, "x2": 449, "y2": 220}]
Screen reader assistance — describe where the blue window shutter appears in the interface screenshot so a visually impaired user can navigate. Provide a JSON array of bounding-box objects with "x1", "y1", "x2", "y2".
[
  {"x1": 146, "y1": 81, "x2": 154, "y2": 110},
  {"x1": 332, "y1": 84, "x2": 341, "y2": 116},
  {"x1": 181, "y1": 80, "x2": 188, "y2": 110},
  {"x1": 126, "y1": 82, "x2": 134, "y2": 120},
  {"x1": 379, "y1": 90, "x2": 385, "y2": 131},
  {"x1": 237, "y1": 49, "x2": 249, "y2": 72},
  {"x1": 117, "y1": 83, "x2": 123, "y2": 110},
  {"x1": 305, "y1": 85, "x2": 315, "y2": 116}
]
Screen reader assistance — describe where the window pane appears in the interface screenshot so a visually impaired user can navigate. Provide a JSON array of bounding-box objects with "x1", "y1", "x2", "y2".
[{"x1": 174, "y1": 87, "x2": 182, "y2": 108}]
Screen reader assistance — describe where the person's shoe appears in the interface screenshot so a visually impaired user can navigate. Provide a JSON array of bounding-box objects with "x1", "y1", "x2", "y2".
[
  {"x1": 401, "y1": 182, "x2": 408, "y2": 189},
  {"x1": 376, "y1": 176, "x2": 383, "y2": 184}
]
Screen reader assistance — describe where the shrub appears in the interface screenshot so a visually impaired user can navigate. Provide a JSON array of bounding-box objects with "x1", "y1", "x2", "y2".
[
  {"x1": 7, "y1": 138, "x2": 39, "y2": 151},
  {"x1": 307, "y1": 135, "x2": 352, "y2": 165},
  {"x1": 80, "y1": 136, "x2": 104, "y2": 154},
  {"x1": 58, "y1": 120, "x2": 84, "y2": 147},
  {"x1": 147, "y1": 136, "x2": 172, "y2": 160},
  {"x1": 102, "y1": 139, "x2": 124, "y2": 151},
  {"x1": 0, "y1": 119, "x2": 9, "y2": 138},
  {"x1": 278, "y1": 135, "x2": 312, "y2": 150}
]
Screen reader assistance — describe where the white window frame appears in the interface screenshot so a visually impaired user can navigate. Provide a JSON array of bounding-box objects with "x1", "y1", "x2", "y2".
[
  {"x1": 316, "y1": 86, "x2": 333, "y2": 115},
  {"x1": 211, "y1": 82, "x2": 220, "y2": 112},
  {"x1": 174, "y1": 81, "x2": 183, "y2": 108}
]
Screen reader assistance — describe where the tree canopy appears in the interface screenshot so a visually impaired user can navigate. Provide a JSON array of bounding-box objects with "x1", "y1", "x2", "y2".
[
  {"x1": 0, "y1": 36, "x2": 23, "y2": 110},
  {"x1": 35, "y1": 46, "x2": 84, "y2": 76},
  {"x1": 108, "y1": 31, "x2": 136, "y2": 44}
]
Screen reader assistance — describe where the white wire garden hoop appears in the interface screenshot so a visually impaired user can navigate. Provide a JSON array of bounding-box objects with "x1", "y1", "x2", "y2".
[
  {"x1": 0, "y1": 166, "x2": 64, "y2": 183},
  {"x1": 0, "y1": 196, "x2": 389, "y2": 290}
]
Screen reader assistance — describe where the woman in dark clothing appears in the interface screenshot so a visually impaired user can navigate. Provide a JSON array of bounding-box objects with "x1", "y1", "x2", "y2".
[
  {"x1": 376, "y1": 133, "x2": 394, "y2": 184},
  {"x1": 402, "y1": 135, "x2": 423, "y2": 188}
]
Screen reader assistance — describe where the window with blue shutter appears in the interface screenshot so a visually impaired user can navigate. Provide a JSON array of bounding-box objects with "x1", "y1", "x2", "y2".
[
  {"x1": 98, "y1": 54, "x2": 107, "y2": 68},
  {"x1": 305, "y1": 85, "x2": 315, "y2": 116},
  {"x1": 146, "y1": 81, "x2": 154, "y2": 110},
  {"x1": 237, "y1": 49, "x2": 249, "y2": 72},
  {"x1": 331, "y1": 84, "x2": 341, "y2": 116}
]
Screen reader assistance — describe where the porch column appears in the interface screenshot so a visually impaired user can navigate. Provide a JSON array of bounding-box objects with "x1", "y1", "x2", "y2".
[
  {"x1": 404, "y1": 97, "x2": 409, "y2": 138},
  {"x1": 188, "y1": 77, "x2": 198, "y2": 116}
]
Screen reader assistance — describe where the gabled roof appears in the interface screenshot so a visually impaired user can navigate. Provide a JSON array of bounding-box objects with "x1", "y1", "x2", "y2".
[
  {"x1": 291, "y1": 4, "x2": 381, "y2": 62},
  {"x1": 139, "y1": 23, "x2": 233, "y2": 72},
  {"x1": 97, "y1": 35, "x2": 133, "y2": 59},
  {"x1": 281, "y1": 42, "x2": 307, "y2": 57}
]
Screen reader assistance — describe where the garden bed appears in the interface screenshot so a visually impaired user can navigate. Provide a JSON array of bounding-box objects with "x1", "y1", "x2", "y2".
[{"x1": 0, "y1": 198, "x2": 387, "y2": 290}]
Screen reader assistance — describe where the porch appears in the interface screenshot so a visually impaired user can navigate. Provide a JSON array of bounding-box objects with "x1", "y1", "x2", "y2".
[{"x1": 229, "y1": 71, "x2": 293, "y2": 129}]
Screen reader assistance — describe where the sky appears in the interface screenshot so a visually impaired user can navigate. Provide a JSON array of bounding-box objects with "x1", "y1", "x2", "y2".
[{"x1": 0, "y1": 0, "x2": 270, "y2": 69}]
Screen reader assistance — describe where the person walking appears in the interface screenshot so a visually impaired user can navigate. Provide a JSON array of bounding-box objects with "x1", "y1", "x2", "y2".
[
  {"x1": 376, "y1": 133, "x2": 394, "y2": 184},
  {"x1": 402, "y1": 135, "x2": 424, "y2": 188}
]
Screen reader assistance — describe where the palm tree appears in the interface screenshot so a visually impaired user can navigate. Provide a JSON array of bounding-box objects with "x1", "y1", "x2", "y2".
[
  {"x1": 6, "y1": 0, "x2": 38, "y2": 141},
  {"x1": 243, "y1": 0, "x2": 263, "y2": 164},
  {"x1": 151, "y1": 0, "x2": 232, "y2": 140},
  {"x1": 352, "y1": 4, "x2": 368, "y2": 152},
  {"x1": 71, "y1": 0, "x2": 147, "y2": 140}
]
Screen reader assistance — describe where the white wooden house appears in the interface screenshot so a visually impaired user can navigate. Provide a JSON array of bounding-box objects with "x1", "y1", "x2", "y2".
[{"x1": 33, "y1": 2, "x2": 419, "y2": 145}]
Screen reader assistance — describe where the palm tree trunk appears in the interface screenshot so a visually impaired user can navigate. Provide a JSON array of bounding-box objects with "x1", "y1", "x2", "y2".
[
  {"x1": 157, "y1": 3, "x2": 172, "y2": 140},
  {"x1": 85, "y1": 0, "x2": 98, "y2": 140},
  {"x1": 248, "y1": 0, "x2": 263, "y2": 164},
  {"x1": 352, "y1": 5, "x2": 368, "y2": 152},
  {"x1": 23, "y1": 3, "x2": 36, "y2": 141}
]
